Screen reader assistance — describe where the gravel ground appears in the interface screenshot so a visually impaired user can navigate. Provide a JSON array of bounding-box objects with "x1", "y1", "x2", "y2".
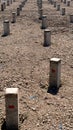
[{"x1": 0, "y1": 0, "x2": 73, "y2": 130}]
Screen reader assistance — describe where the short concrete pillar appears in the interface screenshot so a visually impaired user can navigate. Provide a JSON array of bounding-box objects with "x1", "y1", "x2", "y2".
[
  {"x1": 54, "y1": 1, "x2": 56, "y2": 7},
  {"x1": 38, "y1": 2, "x2": 42, "y2": 9},
  {"x1": 5, "y1": 88, "x2": 19, "y2": 130},
  {"x1": 41, "y1": 15, "x2": 47, "y2": 29},
  {"x1": 61, "y1": 0, "x2": 63, "y2": 2},
  {"x1": 10, "y1": 0, "x2": 12, "y2": 4},
  {"x1": 11, "y1": 12, "x2": 16, "y2": 23},
  {"x1": 44, "y1": 29, "x2": 51, "y2": 46},
  {"x1": 1, "y1": 3, "x2": 4, "y2": 11},
  {"x1": 3, "y1": 20, "x2": 10, "y2": 36},
  {"x1": 7, "y1": 0, "x2": 10, "y2": 6},
  {"x1": 49, "y1": 58, "x2": 61, "y2": 88},
  {"x1": 56, "y1": 4, "x2": 60, "y2": 11},
  {"x1": 17, "y1": 7, "x2": 20, "y2": 16},
  {"x1": 49, "y1": 0, "x2": 54, "y2": 4},
  {"x1": 13, "y1": 0, "x2": 15, "y2": 2},
  {"x1": 19, "y1": 4, "x2": 22, "y2": 11},
  {"x1": 39, "y1": 8, "x2": 43, "y2": 20},
  {"x1": 70, "y1": 15, "x2": 73, "y2": 23},
  {"x1": 3, "y1": 2, "x2": 6, "y2": 9},
  {"x1": 63, "y1": 0, "x2": 66, "y2": 4},
  {"x1": 66, "y1": 0, "x2": 70, "y2": 6},
  {"x1": 61, "y1": 8, "x2": 65, "y2": 15}
]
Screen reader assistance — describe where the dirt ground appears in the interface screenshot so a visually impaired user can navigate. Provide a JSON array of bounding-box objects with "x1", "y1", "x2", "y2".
[{"x1": 0, "y1": 0, "x2": 73, "y2": 130}]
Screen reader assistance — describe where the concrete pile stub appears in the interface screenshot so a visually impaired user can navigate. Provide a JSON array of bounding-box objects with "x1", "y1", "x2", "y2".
[
  {"x1": 41, "y1": 15, "x2": 47, "y2": 29},
  {"x1": 66, "y1": 0, "x2": 70, "y2": 6},
  {"x1": 17, "y1": 7, "x2": 20, "y2": 16},
  {"x1": 49, "y1": 58, "x2": 61, "y2": 89},
  {"x1": 11, "y1": 12, "x2": 16, "y2": 23},
  {"x1": 3, "y1": 20, "x2": 10, "y2": 36},
  {"x1": 5, "y1": 88, "x2": 19, "y2": 130},
  {"x1": 70, "y1": 15, "x2": 73, "y2": 23},
  {"x1": 44, "y1": 29, "x2": 51, "y2": 47},
  {"x1": 61, "y1": 8, "x2": 65, "y2": 15},
  {"x1": 56, "y1": 4, "x2": 60, "y2": 11},
  {"x1": 39, "y1": 8, "x2": 43, "y2": 20}
]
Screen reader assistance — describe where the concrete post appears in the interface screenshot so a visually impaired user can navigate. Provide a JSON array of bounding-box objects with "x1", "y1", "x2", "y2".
[
  {"x1": 3, "y1": 20, "x2": 10, "y2": 36},
  {"x1": 3, "y1": 2, "x2": 6, "y2": 9},
  {"x1": 17, "y1": 7, "x2": 20, "y2": 16},
  {"x1": 11, "y1": 12, "x2": 16, "y2": 23},
  {"x1": 63, "y1": 0, "x2": 66, "y2": 4},
  {"x1": 61, "y1": 8, "x2": 65, "y2": 15},
  {"x1": 56, "y1": 4, "x2": 60, "y2": 11},
  {"x1": 49, "y1": 58, "x2": 61, "y2": 88},
  {"x1": 41, "y1": 15, "x2": 47, "y2": 29},
  {"x1": 39, "y1": 8, "x2": 43, "y2": 20},
  {"x1": 44, "y1": 29, "x2": 51, "y2": 47},
  {"x1": 54, "y1": 1, "x2": 56, "y2": 7},
  {"x1": 19, "y1": 4, "x2": 22, "y2": 11},
  {"x1": 66, "y1": 0, "x2": 70, "y2": 6},
  {"x1": 7, "y1": 0, "x2": 10, "y2": 6},
  {"x1": 70, "y1": 15, "x2": 73, "y2": 23},
  {"x1": 5, "y1": 88, "x2": 19, "y2": 130},
  {"x1": 10, "y1": 0, "x2": 12, "y2": 4},
  {"x1": 1, "y1": 3, "x2": 4, "y2": 11}
]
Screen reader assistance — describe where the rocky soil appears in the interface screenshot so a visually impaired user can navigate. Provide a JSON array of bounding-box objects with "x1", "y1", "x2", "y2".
[{"x1": 0, "y1": 0, "x2": 73, "y2": 130}]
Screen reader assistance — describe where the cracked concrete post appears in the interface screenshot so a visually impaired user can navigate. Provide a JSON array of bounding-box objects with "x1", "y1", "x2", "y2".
[{"x1": 5, "y1": 88, "x2": 19, "y2": 130}]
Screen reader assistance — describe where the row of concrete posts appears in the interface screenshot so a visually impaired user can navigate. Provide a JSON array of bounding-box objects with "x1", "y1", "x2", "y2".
[
  {"x1": 2, "y1": 0, "x2": 27, "y2": 36},
  {"x1": 1, "y1": 0, "x2": 15, "y2": 11},
  {"x1": 5, "y1": 57, "x2": 61, "y2": 130}
]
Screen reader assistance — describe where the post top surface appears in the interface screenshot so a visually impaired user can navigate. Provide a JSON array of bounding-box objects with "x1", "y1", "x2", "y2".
[
  {"x1": 6, "y1": 88, "x2": 18, "y2": 94},
  {"x1": 50, "y1": 58, "x2": 61, "y2": 62}
]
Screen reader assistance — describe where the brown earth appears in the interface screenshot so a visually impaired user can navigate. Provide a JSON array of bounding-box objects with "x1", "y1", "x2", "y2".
[{"x1": 0, "y1": 0, "x2": 73, "y2": 130}]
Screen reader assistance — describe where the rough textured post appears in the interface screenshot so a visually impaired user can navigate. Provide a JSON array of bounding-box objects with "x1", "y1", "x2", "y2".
[
  {"x1": 10, "y1": 0, "x2": 12, "y2": 4},
  {"x1": 61, "y1": 8, "x2": 65, "y2": 15},
  {"x1": 44, "y1": 29, "x2": 51, "y2": 46},
  {"x1": 66, "y1": 0, "x2": 70, "y2": 6},
  {"x1": 56, "y1": 4, "x2": 60, "y2": 11},
  {"x1": 3, "y1": 20, "x2": 10, "y2": 36},
  {"x1": 17, "y1": 7, "x2": 20, "y2": 16},
  {"x1": 39, "y1": 8, "x2": 43, "y2": 20},
  {"x1": 7, "y1": 0, "x2": 10, "y2": 6},
  {"x1": 63, "y1": 0, "x2": 66, "y2": 4},
  {"x1": 5, "y1": 88, "x2": 19, "y2": 130},
  {"x1": 54, "y1": 1, "x2": 56, "y2": 7},
  {"x1": 49, "y1": 58, "x2": 61, "y2": 88},
  {"x1": 41, "y1": 15, "x2": 47, "y2": 29},
  {"x1": 19, "y1": 4, "x2": 22, "y2": 11},
  {"x1": 11, "y1": 12, "x2": 16, "y2": 23},
  {"x1": 70, "y1": 15, "x2": 73, "y2": 23},
  {"x1": 3, "y1": 2, "x2": 6, "y2": 9},
  {"x1": 1, "y1": 3, "x2": 4, "y2": 11}
]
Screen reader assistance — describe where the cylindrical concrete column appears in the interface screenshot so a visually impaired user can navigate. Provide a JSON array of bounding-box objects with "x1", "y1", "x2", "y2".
[
  {"x1": 54, "y1": 1, "x2": 56, "y2": 7},
  {"x1": 17, "y1": 7, "x2": 20, "y2": 16},
  {"x1": 49, "y1": 58, "x2": 61, "y2": 88},
  {"x1": 70, "y1": 15, "x2": 73, "y2": 23},
  {"x1": 3, "y1": 2, "x2": 6, "y2": 9},
  {"x1": 19, "y1": 4, "x2": 22, "y2": 11},
  {"x1": 56, "y1": 4, "x2": 60, "y2": 11},
  {"x1": 7, "y1": 0, "x2": 10, "y2": 6},
  {"x1": 3, "y1": 20, "x2": 10, "y2": 36},
  {"x1": 5, "y1": 88, "x2": 19, "y2": 130},
  {"x1": 11, "y1": 12, "x2": 16, "y2": 23},
  {"x1": 44, "y1": 29, "x2": 51, "y2": 47},
  {"x1": 66, "y1": 0, "x2": 70, "y2": 6},
  {"x1": 1, "y1": 3, "x2": 4, "y2": 11},
  {"x1": 41, "y1": 15, "x2": 47, "y2": 29},
  {"x1": 63, "y1": 0, "x2": 66, "y2": 4},
  {"x1": 61, "y1": 8, "x2": 65, "y2": 15},
  {"x1": 10, "y1": 0, "x2": 12, "y2": 4},
  {"x1": 39, "y1": 8, "x2": 43, "y2": 20}
]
